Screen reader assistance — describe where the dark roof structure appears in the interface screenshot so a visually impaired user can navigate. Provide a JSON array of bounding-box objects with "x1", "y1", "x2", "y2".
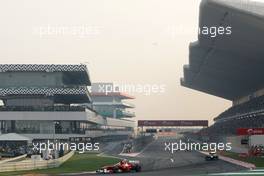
[{"x1": 181, "y1": 0, "x2": 264, "y2": 100}]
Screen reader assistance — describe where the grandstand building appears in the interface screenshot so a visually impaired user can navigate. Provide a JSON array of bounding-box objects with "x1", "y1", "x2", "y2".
[
  {"x1": 0, "y1": 64, "x2": 135, "y2": 140},
  {"x1": 181, "y1": 0, "x2": 264, "y2": 137},
  {"x1": 91, "y1": 83, "x2": 135, "y2": 119}
]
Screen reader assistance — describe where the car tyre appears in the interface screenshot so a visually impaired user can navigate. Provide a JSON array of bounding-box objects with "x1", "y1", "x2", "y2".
[{"x1": 135, "y1": 165, "x2": 142, "y2": 172}]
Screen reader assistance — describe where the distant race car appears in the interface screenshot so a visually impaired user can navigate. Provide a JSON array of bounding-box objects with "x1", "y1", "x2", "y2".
[
  {"x1": 205, "y1": 152, "x2": 219, "y2": 161},
  {"x1": 96, "y1": 159, "x2": 142, "y2": 174}
]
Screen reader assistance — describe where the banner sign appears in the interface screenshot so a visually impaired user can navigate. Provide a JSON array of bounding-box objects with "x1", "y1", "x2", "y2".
[
  {"x1": 138, "y1": 120, "x2": 208, "y2": 127},
  {"x1": 237, "y1": 128, "x2": 264, "y2": 135}
]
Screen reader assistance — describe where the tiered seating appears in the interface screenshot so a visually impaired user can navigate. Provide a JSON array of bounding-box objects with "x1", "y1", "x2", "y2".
[
  {"x1": 198, "y1": 96, "x2": 264, "y2": 141},
  {"x1": 215, "y1": 95, "x2": 264, "y2": 121}
]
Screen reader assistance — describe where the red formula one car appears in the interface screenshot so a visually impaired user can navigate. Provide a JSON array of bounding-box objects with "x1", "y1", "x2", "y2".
[{"x1": 96, "y1": 159, "x2": 142, "y2": 174}]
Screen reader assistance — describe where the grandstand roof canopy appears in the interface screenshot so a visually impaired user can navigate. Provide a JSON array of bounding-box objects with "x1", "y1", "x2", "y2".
[
  {"x1": 181, "y1": 0, "x2": 264, "y2": 100},
  {"x1": 0, "y1": 64, "x2": 91, "y2": 85}
]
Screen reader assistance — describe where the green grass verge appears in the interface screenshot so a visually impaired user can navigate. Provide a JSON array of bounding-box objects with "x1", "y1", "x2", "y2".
[
  {"x1": 222, "y1": 151, "x2": 264, "y2": 167},
  {"x1": 0, "y1": 153, "x2": 120, "y2": 176}
]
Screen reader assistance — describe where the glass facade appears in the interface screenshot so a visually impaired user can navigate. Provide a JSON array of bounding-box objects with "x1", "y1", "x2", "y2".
[{"x1": 0, "y1": 120, "x2": 94, "y2": 134}]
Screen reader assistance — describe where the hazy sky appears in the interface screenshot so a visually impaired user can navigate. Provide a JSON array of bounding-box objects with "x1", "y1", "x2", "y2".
[{"x1": 0, "y1": 0, "x2": 231, "y2": 124}]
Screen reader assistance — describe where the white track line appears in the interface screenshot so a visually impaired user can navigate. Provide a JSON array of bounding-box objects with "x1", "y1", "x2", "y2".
[{"x1": 209, "y1": 172, "x2": 264, "y2": 175}]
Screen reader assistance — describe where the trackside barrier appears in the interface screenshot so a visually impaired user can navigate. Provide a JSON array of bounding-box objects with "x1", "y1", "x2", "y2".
[
  {"x1": 0, "y1": 154, "x2": 27, "y2": 164},
  {"x1": 0, "y1": 151, "x2": 74, "y2": 172}
]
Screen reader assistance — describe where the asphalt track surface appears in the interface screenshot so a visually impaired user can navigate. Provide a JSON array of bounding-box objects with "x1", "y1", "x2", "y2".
[{"x1": 77, "y1": 135, "x2": 246, "y2": 176}]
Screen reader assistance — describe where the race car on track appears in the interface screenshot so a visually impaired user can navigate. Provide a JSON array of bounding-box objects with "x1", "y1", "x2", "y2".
[
  {"x1": 205, "y1": 152, "x2": 219, "y2": 161},
  {"x1": 96, "y1": 159, "x2": 142, "y2": 174}
]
